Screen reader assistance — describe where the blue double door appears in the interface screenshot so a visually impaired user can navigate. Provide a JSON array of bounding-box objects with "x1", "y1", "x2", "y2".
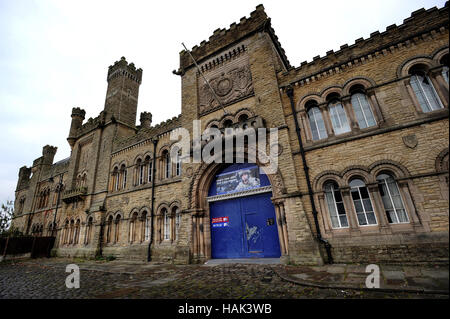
[{"x1": 210, "y1": 192, "x2": 281, "y2": 259}]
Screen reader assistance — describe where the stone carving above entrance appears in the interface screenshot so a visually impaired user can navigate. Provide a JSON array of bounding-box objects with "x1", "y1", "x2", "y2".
[{"x1": 198, "y1": 63, "x2": 254, "y2": 114}]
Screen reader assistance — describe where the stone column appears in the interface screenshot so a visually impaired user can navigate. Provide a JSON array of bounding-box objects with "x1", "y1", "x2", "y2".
[
  {"x1": 340, "y1": 187, "x2": 360, "y2": 234},
  {"x1": 367, "y1": 89, "x2": 384, "y2": 125},
  {"x1": 320, "y1": 105, "x2": 334, "y2": 137},
  {"x1": 342, "y1": 97, "x2": 359, "y2": 131},
  {"x1": 367, "y1": 183, "x2": 389, "y2": 232},
  {"x1": 274, "y1": 203, "x2": 286, "y2": 255},
  {"x1": 429, "y1": 70, "x2": 449, "y2": 107}
]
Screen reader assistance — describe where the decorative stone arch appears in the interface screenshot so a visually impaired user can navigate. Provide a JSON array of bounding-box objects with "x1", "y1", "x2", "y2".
[
  {"x1": 435, "y1": 148, "x2": 449, "y2": 172},
  {"x1": 133, "y1": 154, "x2": 144, "y2": 165},
  {"x1": 205, "y1": 119, "x2": 220, "y2": 129},
  {"x1": 432, "y1": 46, "x2": 449, "y2": 64},
  {"x1": 343, "y1": 77, "x2": 376, "y2": 95},
  {"x1": 169, "y1": 200, "x2": 182, "y2": 216},
  {"x1": 156, "y1": 202, "x2": 170, "y2": 215},
  {"x1": 128, "y1": 208, "x2": 140, "y2": 219},
  {"x1": 234, "y1": 108, "x2": 254, "y2": 123},
  {"x1": 313, "y1": 170, "x2": 344, "y2": 192},
  {"x1": 143, "y1": 151, "x2": 153, "y2": 161},
  {"x1": 320, "y1": 86, "x2": 344, "y2": 101},
  {"x1": 113, "y1": 211, "x2": 123, "y2": 219},
  {"x1": 219, "y1": 115, "x2": 235, "y2": 128},
  {"x1": 118, "y1": 160, "x2": 128, "y2": 168},
  {"x1": 341, "y1": 166, "x2": 373, "y2": 185},
  {"x1": 138, "y1": 206, "x2": 150, "y2": 218},
  {"x1": 368, "y1": 159, "x2": 410, "y2": 179},
  {"x1": 188, "y1": 160, "x2": 286, "y2": 211},
  {"x1": 297, "y1": 93, "x2": 322, "y2": 111},
  {"x1": 186, "y1": 146, "x2": 290, "y2": 261},
  {"x1": 435, "y1": 148, "x2": 449, "y2": 201},
  {"x1": 397, "y1": 55, "x2": 436, "y2": 78}
]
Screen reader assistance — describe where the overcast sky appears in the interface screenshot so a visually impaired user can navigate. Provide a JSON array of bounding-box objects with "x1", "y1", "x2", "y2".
[{"x1": 0, "y1": 0, "x2": 446, "y2": 204}]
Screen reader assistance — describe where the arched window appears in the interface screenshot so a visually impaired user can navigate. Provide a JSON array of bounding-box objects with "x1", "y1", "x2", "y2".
[
  {"x1": 349, "y1": 178, "x2": 377, "y2": 226},
  {"x1": 69, "y1": 220, "x2": 75, "y2": 244},
  {"x1": 163, "y1": 151, "x2": 171, "y2": 179},
  {"x1": 146, "y1": 156, "x2": 153, "y2": 183},
  {"x1": 18, "y1": 197, "x2": 25, "y2": 214},
  {"x1": 163, "y1": 208, "x2": 170, "y2": 241},
  {"x1": 306, "y1": 101, "x2": 327, "y2": 141},
  {"x1": 440, "y1": 54, "x2": 449, "y2": 84},
  {"x1": 350, "y1": 86, "x2": 376, "y2": 129},
  {"x1": 85, "y1": 217, "x2": 93, "y2": 244},
  {"x1": 129, "y1": 212, "x2": 138, "y2": 243},
  {"x1": 136, "y1": 159, "x2": 144, "y2": 185},
  {"x1": 106, "y1": 215, "x2": 113, "y2": 243},
  {"x1": 114, "y1": 215, "x2": 121, "y2": 243},
  {"x1": 223, "y1": 119, "x2": 233, "y2": 128},
  {"x1": 376, "y1": 173, "x2": 409, "y2": 224},
  {"x1": 324, "y1": 181, "x2": 348, "y2": 228},
  {"x1": 174, "y1": 207, "x2": 181, "y2": 239},
  {"x1": 112, "y1": 167, "x2": 119, "y2": 191},
  {"x1": 74, "y1": 219, "x2": 80, "y2": 244},
  {"x1": 120, "y1": 164, "x2": 127, "y2": 190},
  {"x1": 238, "y1": 114, "x2": 249, "y2": 123},
  {"x1": 175, "y1": 150, "x2": 182, "y2": 177},
  {"x1": 63, "y1": 220, "x2": 69, "y2": 244},
  {"x1": 142, "y1": 211, "x2": 149, "y2": 241},
  {"x1": 328, "y1": 98, "x2": 350, "y2": 135},
  {"x1": 81, "y1": 174, "x2": 87, "y2": 188},
  {"x1": 409, "y1": 67, "x2": 443, "y2": 112}
]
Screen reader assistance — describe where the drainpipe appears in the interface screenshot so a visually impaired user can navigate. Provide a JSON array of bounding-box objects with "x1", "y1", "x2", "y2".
[
  {"x1": 51, "y1": 173, "x2": 64, "y2": 236},
  {"x1": 285, "y1": 86, "x2": 333, "y2": 264},
  {"x1": 147, "y1": 138, "x2": 158, "y2": 262}
]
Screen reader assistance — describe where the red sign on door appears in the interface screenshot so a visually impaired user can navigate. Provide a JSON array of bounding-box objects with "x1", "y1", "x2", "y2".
[{"x1": 212, "y1": 216, "x2": 229, "y2": 223}]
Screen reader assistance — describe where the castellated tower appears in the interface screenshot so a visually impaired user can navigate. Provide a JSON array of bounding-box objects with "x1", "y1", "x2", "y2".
[
  {"x1": 104, "y1": 57, "x2": 143, "y2": 127},
  {"x1": 67, "y1": 107, "x2": 86, "y2": 149}
]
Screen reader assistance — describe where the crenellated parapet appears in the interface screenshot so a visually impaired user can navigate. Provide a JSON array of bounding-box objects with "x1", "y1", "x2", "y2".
[
  {"x1": 140, "y1": 111, "x2": 152, "y2": 128},
  {"x1": 107, "y1": 56, "x2": 142, "y2": 84},
  {"x1": 112, "y1": 114, "x2": 182, "y2": 154},
  {"x1": 176, "y1": 4, "x2": 290, "y2": 73},
  {"x1": 278, "y1": 2, "x2": 449, "y2": 89}
]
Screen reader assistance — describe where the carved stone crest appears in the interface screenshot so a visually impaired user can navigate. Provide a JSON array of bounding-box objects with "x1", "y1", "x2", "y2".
[
  {"x1": 199, "y1": 64, "x2": 254, "y2": 114},
  {"x1": 402, "y1": 134, "x2": 418, "y2": 149}
]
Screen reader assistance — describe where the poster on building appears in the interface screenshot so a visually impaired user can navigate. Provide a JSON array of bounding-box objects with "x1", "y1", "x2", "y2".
[{"x1": 216, "y1": 166, "x2": 260, "y2": 195}]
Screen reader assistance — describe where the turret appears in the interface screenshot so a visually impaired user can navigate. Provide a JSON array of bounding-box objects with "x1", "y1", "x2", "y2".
[
  {"x1": 67, "y1": 107, "x2": 86, "y2": 149},
  {"x1": 16, "y1": 166, "x2": 31, "y2": 191},
  {"x1": 140, "y1": 111, "x2": 152, "y2": 129},
  {"x1": 104, "y1": 57, "x2": 142, "y2": 127},
  {"x1": 42, "y1": 145, "x2": 57, "y2": 165}
]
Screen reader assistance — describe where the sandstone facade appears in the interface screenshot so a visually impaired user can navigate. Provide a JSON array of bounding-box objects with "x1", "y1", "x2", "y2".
[{"x1": 12, "y1": 3, "x2": 449, "y2": 264}]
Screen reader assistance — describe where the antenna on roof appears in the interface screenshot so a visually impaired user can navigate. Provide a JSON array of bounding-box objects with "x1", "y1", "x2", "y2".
[{"x1": 181, "y1": 42, "x2": 228, "y2": 115}]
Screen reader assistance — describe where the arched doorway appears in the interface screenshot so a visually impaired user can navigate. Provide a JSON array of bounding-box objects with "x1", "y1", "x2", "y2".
[{"x1": 207, "y1": 163, "x2": 281, "y2": 259}]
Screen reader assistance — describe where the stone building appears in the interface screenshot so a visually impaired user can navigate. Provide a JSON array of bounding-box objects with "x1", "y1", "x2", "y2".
[{"x1": 11, "y1": 3, "x2": 449, "y2": 265}]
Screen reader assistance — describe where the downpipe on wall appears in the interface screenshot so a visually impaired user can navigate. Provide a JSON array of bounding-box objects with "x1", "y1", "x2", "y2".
[
  {"x1": 148, "y1": 138, "x2": 159, "y2": 262},
  {"x1": 285, "y1": 85, "x2": 333, "y2": 264}
]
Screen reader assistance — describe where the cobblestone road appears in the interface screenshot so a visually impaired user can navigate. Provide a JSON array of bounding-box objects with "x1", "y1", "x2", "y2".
[{"x1": 0, "y1": 258, "x2": 447, "y2": 299}]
